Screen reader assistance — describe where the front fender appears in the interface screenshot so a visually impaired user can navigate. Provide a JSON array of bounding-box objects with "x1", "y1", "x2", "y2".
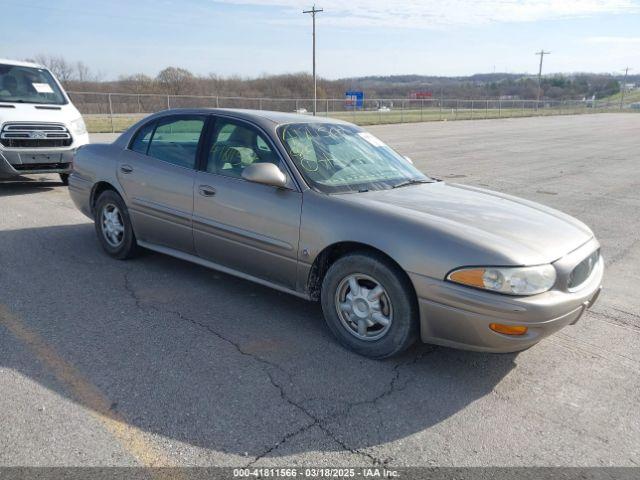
[{"x1": 296, "y1": 190, "x2": 515, "y2": 293}]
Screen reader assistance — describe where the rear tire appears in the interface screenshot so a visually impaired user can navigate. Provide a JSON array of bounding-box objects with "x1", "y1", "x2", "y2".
[
  {"x1": 59, "y1": 173, "x2": 69, "y2": 185},
  {"x1": 320, "y1": 252, "x2": 418, "y2": 358},
  {"x1": 94, "y1": 190, "x2": 139, "y2": 260}
]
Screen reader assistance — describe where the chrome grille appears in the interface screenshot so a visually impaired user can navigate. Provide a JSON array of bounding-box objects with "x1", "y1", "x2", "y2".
[
  {"x1": 568, "y1": 249, "x2": 600, "y2": 290},
  {"x1": 0, "y1": 123, "x2": 73, "y2": 148}
]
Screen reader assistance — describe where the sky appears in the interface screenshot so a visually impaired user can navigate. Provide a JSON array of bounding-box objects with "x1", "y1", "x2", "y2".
[{"x1": 1, "y1": 0, "x2": 639, "y2": 79}]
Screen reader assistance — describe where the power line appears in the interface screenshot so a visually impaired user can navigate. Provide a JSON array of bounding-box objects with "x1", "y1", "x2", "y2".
[
  {"x1": 303, "y1": 5, "x2": 323, "y2": 116},
  {"x1": 535, "y1": 49, "x2": 551, "y2": 106}
]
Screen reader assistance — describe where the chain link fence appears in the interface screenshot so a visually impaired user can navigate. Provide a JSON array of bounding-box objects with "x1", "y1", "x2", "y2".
[{"x1": 67, "y1": 91, "x2": 628, "y2": 133}]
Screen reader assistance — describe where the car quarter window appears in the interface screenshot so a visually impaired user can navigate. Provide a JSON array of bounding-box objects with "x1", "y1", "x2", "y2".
[
  {"x1": 205, "y1": 119, "x2": 283, "y2": 179},
  {"x1": 146, "y1": 116, "x2": 205, "y2": 169},
  {"x1": 130, "y1": 121, "x2": 155, "y2": 154}
]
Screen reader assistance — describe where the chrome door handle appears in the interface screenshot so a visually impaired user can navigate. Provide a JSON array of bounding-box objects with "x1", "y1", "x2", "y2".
[
  {"x1": 120, "y1": 164, "x2": 133, "y2": 174},
  {"x1": 198, "y1": 185, "x2": 216, "y2": 197}
]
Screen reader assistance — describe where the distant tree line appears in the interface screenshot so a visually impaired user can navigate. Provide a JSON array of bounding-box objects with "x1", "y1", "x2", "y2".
[
  {"x1": 31, "y1": 54, "x2": 101, "y2": 85},
  {"x1": 29, "y1": 54, "x2": 636, "y2": 101}
]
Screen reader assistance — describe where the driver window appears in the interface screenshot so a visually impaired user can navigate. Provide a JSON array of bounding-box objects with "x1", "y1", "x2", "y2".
[{"x1": 206, "y1": 120, "x2": 282, "y2": 179}]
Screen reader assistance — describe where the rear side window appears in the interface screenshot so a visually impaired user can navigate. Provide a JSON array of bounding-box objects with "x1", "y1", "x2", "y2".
[
  {"x1": 130, "y1": 121, "x2": 155, "y2": 154},
  {"x1": 146, "y1": 117, "x2": 205, "y2": 169}
]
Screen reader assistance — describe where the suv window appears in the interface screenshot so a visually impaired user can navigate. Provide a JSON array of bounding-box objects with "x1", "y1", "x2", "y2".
[
  {"x1": 130, "y1": 121, "x2": 155, "y2": 154},
  {"x1": 206, "y1": 119, "x2": 282, "y2": 178},
  {"x1": 146, "y1": 116, "x2": 205, "y2": 169}
]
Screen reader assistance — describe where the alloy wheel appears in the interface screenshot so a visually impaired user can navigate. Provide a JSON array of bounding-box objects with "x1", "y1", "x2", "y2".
[
  {"x1": 334, "y1": 273, "x2": 393, "y2": 341},
  {"x1": 101, "y1": 203, "x2": 125, "y2": 247}
]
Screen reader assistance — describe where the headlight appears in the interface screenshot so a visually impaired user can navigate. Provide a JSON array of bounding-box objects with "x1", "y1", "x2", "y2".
[
  {"x1": 70, "y1": 117, "x2": 87, "y2": 136},
  {"x1": 447, "y1": 264, "x2": 557, "y2": 295}
]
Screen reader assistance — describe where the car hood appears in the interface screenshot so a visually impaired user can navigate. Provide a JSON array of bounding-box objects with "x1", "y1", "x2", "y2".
[
  {"x1": 343, "y1": 182, "x2": 593, "y2": 265},
  {"x1": 0, "y1": 102, "x2": 81, "y2": 127}
]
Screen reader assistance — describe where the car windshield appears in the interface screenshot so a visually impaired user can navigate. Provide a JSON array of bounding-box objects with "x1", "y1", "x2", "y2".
[
  {"x1": 278, "y1": 123, "x2": 431, "y2": 193},
  {"x1": 0, "y1": 63, "x2": 67, "y2": 105}
]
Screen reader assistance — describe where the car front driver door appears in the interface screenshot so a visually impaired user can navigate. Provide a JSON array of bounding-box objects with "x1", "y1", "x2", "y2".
[{"x1": 192, "y1": 117, "x2": 302, "y2": 290}]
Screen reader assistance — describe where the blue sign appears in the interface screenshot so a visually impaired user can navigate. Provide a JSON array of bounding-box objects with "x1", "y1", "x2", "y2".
[{"x1": 345, "y1": 91, "x2": 364, "y2": 109}]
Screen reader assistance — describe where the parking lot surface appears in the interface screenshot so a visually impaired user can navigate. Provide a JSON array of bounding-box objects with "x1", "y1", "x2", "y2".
[{"x1": 1, "y1": 113, "x2": 638, "y2": 467}]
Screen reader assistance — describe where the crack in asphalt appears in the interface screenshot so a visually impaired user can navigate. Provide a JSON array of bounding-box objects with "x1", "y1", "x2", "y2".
[
  {"x1": 299, "y1": 346, "x2": 436, "y2": 425},
  {"x1": 120, "y1": 269, "x2": 432, "y2": 467},
  {"x1": 245, "y1": 422, "x2": 319, "y2": 467},
  {"x1": 588, "y1": 309, "x2": 640, "y2": 332},
  {"x1": 313, "y1": 347, "x2": 438, "y2": 466},
  {"x1": 167, "y1": 308, "x2": 384, "y2": 466},
  {"x1": 123, "y1": 269, "x2": 145, "y2": 311},
  {"x1": 606, "y1": 306, "x2": 640, "y2": 321}
]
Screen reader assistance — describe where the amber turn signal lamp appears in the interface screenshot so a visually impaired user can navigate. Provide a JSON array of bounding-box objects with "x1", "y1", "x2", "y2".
[
  {"x1": 448, "y1": 268, "x2": 486, "y2": 288},
  {"x1": 489, "y1": 323, "x2": 528, "y2": 335}
]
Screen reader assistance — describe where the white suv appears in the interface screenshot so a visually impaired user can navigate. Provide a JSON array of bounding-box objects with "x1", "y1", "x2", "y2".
[{"x1": 0, "y1": 58, "x2": 89, "y2": 184}]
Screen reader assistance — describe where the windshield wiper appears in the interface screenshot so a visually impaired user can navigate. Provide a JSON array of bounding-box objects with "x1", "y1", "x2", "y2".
[{"x1": 391, "y1": 178, "x2": 433, "y2": 189}]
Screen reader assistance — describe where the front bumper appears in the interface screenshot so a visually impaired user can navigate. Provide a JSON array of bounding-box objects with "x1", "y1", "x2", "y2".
[
  {"x1": 0, "y1": 148, "x2": 76, "y2": 178},
  {"x1": 410, "y1": 238, "x2": 604, "y2": 353}
]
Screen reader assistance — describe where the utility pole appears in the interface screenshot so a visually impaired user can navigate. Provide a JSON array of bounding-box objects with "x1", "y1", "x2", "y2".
[
  {"x1": 620, "y1": 67, "x2": 631, "y2": 110},
  {"x1": 535, "y1": 50, "x2": 551, "y2": 107},
  {"x1": 303, "y1": 5, "x2": 323, "y2": 116}
]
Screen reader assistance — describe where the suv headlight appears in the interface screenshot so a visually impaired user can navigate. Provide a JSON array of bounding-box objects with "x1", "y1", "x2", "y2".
[
  {"x1": 70, "y1": 117, "x2": 87, "y2": 136},
  {"x1": 447, "y1": 264, "x2": 557, "y2": 295}
]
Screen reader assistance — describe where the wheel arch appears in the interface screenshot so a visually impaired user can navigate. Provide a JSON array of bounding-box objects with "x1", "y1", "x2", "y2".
[
  {"x1": 90, "y1": 181, "x2": 123, "y2": 216},
  {"x1": 306, "y1": 241, "x2": 418, "y2": 305}
]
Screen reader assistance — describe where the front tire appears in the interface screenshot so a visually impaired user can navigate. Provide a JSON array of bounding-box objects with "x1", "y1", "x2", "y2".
[
  {"x1": 59, "y1": 173, "x2": 69, "y2": 185},
  {"x1": 94, "y1": 190, "x2": 139, "y2": 259},
  {"x1": 320, "y1": 252, "x2": 418, "y2": 358}
]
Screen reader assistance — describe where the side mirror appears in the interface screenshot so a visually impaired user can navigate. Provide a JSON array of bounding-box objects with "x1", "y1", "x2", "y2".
[{"x1": 242, "y1": 163, "x2": 288, "y2": 188}]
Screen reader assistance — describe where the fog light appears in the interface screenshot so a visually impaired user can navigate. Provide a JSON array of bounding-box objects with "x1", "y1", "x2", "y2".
[{"x1": 489, "y1": 323, "x2": 528, "y2": 335}]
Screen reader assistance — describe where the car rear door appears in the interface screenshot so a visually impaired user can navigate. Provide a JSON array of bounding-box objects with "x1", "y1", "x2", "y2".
[
  {"x1": 192, "y1": 116, "x2": 302, "y2": 289},
  {"x1": 117, "y1": 114, "x2": 207, "y2": 254}
]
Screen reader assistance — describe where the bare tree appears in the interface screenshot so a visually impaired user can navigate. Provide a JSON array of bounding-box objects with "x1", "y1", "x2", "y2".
[
  {"x1": 119, "y1": 73, "x2": 155, "y2": 94},
  {"x1": 33, "y1": 54, "x2": 75, "y2": 85},
  {"x1": 75, "y1": 61, "x2": 91, "y2": 82},
  {"x1": 156, "y1": 67, "x2": 194, "y2": 95}
]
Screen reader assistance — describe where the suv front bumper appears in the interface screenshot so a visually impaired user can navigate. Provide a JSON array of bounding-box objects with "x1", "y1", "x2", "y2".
[{"x1": 0, "y1": 148, "x2": 76, "y2": 178}]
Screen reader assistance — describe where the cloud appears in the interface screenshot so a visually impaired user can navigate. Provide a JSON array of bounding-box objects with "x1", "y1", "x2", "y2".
[{"x1": 214, "y1": 0, "x2": 640, "y2": 28}]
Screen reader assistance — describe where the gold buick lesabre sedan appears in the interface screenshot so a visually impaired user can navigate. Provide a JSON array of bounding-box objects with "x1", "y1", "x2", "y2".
[{"x1": 69, "y1": 109, "x2": 603, "y2": 358}]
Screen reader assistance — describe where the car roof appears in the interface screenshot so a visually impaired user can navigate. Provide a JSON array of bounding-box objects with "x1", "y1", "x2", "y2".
[
  {"x1": 220, "y1": 109, "x2": 350, "y2": 125},
  {"x1": 0, "y1": 58, "x2": 45, "y2": 69},
  {"x1": 115, "y1": 108, "x2": 357, "y2": 149},
  {"x1": 152, "y1": 108, "x2": 353, "y2": 128}
]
